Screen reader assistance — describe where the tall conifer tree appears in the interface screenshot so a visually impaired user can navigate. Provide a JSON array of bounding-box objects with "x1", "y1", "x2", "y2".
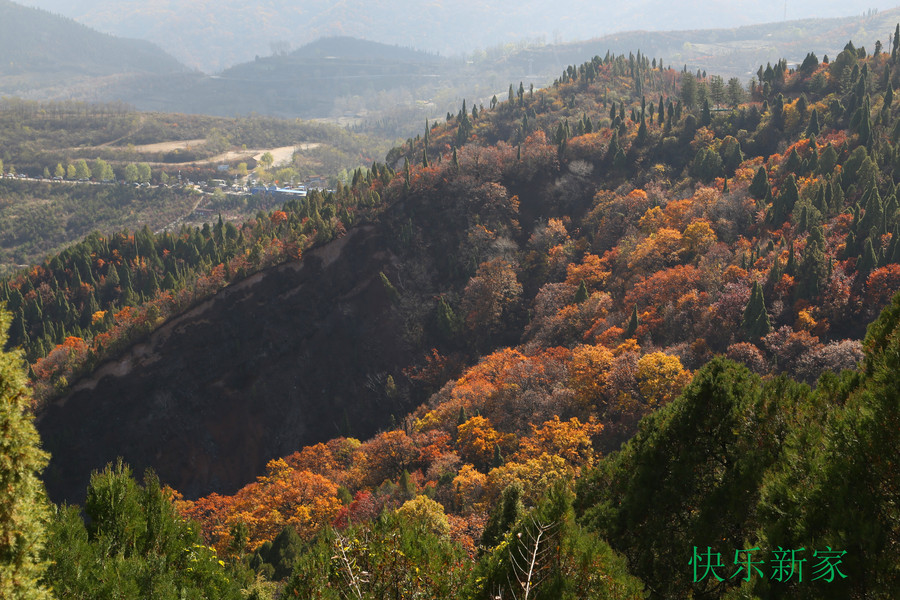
[{"x1": 0, "y1": 310, "x2": 52, "y2": 599}]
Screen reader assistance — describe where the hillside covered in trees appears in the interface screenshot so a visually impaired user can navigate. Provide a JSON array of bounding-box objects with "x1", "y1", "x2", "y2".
[{"x1": 1, "y1": 22, "x2": 899, "y2": 600}]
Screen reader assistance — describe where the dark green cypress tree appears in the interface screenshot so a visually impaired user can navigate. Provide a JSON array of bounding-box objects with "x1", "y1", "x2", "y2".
[
  {"x1": 625, "y1": 305, "x2": 639, "y2": 338},
  {"x1": 480, "y1": 482, "x2": 524, "y2": 552},
  {"x1": 813, "y1": 184, "x2": 827, "y2": 214},
  {"x1": 844, "y1": 230, "x2": 858, "y2": 260},
  {"x1": 145, "y1": 270, "x2": 160, "y2": 297},
  {"x1": 457, "y1": 406, "x2": 468, "y2": 428},
  {"x1": 161, "y1": 272, "x2": 177, "y2": 291},
  {"x1": 798, "y1": 205, "x2": 810, "y2": 232},
  {"x1": 884, "y1": 193, "x2": 898, "y2": 227},
  {"x1": 0, "y1": 310, "x2": 52, "y2": 599},
  {"x1": 771, "y1": 93, "x2": 785, "y2": 130},
  {"x1": 818, "y1": 143, "x2": 838, "y2": 175},
  {"x1": 606, "y1": 130, "x2": 621, "y2": 165},
  {"x1": 6, "y1": 288, "x2": 23, "y2": 314},
  {"x1": 769, "y1": 190, "x2": 786, "y2": 225},
  {"x1": 7, "y1": 309, "x2": 28, "y2": 349},
  {"x1": 573, "y1": 280, "x2": 589, "y2": 304},
  {"x1": 636, "y1": 115, "x2": 648, "y2": 144},
  {"x1": 749, "y1": 166, "x2": 770, "y2": 200},
  {"x1": 785, "y1": 241, "x2": 798, "y2": 276},
  {"x1": 894, "y1": 24, "x2": 900, "y2": 61},
  {"x1": 858, "y1": 97, "x2": 872, "y2": 146},
  {"x1": 742, "y1": 281, "x2": 771, "y2": 338},
  {"x1": 780, "y1": 174, "x2": 800, "y2": 216},
  {"x1": 797, "y1": 226, "x2": 828, "y2": 299},
  {"x1": 860, "y1": 185, "x2": 884, "y2": 237},
  {"x1": 436, "y1": 296, "x2": 461, "y2": 341},
  {"x1": 784, "y1": 148, "x2": 801, "y2": 174},
  {"x1": 487, "y1": 445, "x2": 502, "y2": 471},
  {"x1": 886, "y1": 225, "x2": 900, "y2": 264},
  {"x1": 399, "y1": 469, "x2": 416, "y2": 501},
  {"x1": 831, "y1": 175, "x2": 845, "y2": 211},
  {"x1": 807, "y1": 141, "x2": 818, "y2": 172},
  {"x1": 80, "y1": 294, "x2": 100, "y2": 328},
  {"x1": 858, "y1": 238, "x2": 878, "y2": 277},
  {"x1": 701, "y1": 98, "x2": 711, "y2": 126}
]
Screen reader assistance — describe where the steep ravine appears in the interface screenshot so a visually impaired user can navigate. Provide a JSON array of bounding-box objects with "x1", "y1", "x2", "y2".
[{"x1": 37, "y1": 225, "x2": 417, "y2": 504}]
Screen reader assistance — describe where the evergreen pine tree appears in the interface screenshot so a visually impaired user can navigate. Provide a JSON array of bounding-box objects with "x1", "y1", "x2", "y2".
[
  {"x1": 0, "y1": 310, "x2": 52, "y2": 599},
  {"x1": 798, "y1": 226, "x2": 828, "y2": 299},
  {"x1": 573, "y1": 280, "x2": 589, "y2": 304},
  {"x1": 700, "y1": 98, "x2": 711, "y2": 126},
  {"x1": 624, "y1": 306, "x2": 639, "y2": 338},
  {"x1": 399, "y1": 469, "x2": 416, "y2": 501},
  {"x1": 7, "y1": 309, "x2": 28, "y2": 349},
  {"x1": 749, "y1": 166, "x2": 770, "y2": 200},
  {"x1": 885, "y1": 225, "x2": 900, "y2": 264},
  {"x1": 785, "y1": 241, "x2": 797, "y2": 276},
  {"x1": 805, "y1": 108, "x2": 821, "y2": 137},
  {"x1": 436, "y1": 296, "x2": 461, "y2": 341},
  {"x1": 858, "y1": 96, "x2": 872, "y2": 146},
  {"x1": 780, "y1": 174, "x2": 800, "y2": 216},
  {"x1": 798, "y1": 205, "x2": 810, "y2": 232},
  {"x1": 858, "y1": 238, "x2": 878, "y2": 277},
  {"x1": 636, "y1": 115, "x2": 649, "y2": 144},
  {"x1": 831, "y1": 176, "x2": 845, "y2": 211},
  {"x1": 457, "y1": 406, "x2": 468, "y2": 428},
  {"x1": 480, "y1": 482, "x2": 524, "y2": 552},
  {"x1": 742, "y1": 281, "x2": 771, "y2": 338},
  {"x1": 844, "y1": 230, "x2": 858, "y2": 260},
  {"x1": 894, "y1": 24, "x2": 900, "y2": 61}
]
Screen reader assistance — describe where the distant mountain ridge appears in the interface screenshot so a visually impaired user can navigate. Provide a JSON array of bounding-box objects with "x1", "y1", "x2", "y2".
[
  {"x1": 89, "y1": 9, "x2": 900, "y2": 126},
  {"x1": 4, "y1": 1, "x2": 900, "y2": 138},
  {"x1": 0, "y1": 0, "x2": 189, "y2": 99},
  {"x1": 13, "y1": 0, "x2": 900, "y2": 72}
]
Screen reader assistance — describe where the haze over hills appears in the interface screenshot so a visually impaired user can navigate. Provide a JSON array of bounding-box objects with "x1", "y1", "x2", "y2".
[
  {"x1": 14, "y1": 0, "x2": 900, "y2": 72},
  {"x1": 93, "y1": 7, "x2": 900, "y2": 133},
  {"x1": 4, "y1": 0, "x2": 900, "y2": 140},
  {"x1": 0, "y1": 0, "x2": 189, "y2": 99},
  {"x1": 4, "y1": 0, "x2": 900, "y2": 139}
]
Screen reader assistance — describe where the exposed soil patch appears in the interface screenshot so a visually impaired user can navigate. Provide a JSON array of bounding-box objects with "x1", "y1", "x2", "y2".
[
  {"x1": 129, "y1": 139, "x2": 208, "y2": 153},
  {"x1": 38, "y1": 225, "x2": 415, "y2": 504}
]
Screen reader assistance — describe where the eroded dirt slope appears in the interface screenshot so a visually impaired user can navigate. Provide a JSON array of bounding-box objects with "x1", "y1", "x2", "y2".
[{"x1": 38, "y1": 225, "x2": 415, "y2": 503}]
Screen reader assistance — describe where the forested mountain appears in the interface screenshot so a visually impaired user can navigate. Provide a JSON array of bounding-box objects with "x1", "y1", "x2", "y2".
[
  {"x1": 2, "y1": 20, "x2": 899, "y2": 600},
  {"x1": 135, "y1": 37, "x2": 453, "y2": 120},
  {"x1": 0, "y1": 0, "x2": 188, "y2": 99}
]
